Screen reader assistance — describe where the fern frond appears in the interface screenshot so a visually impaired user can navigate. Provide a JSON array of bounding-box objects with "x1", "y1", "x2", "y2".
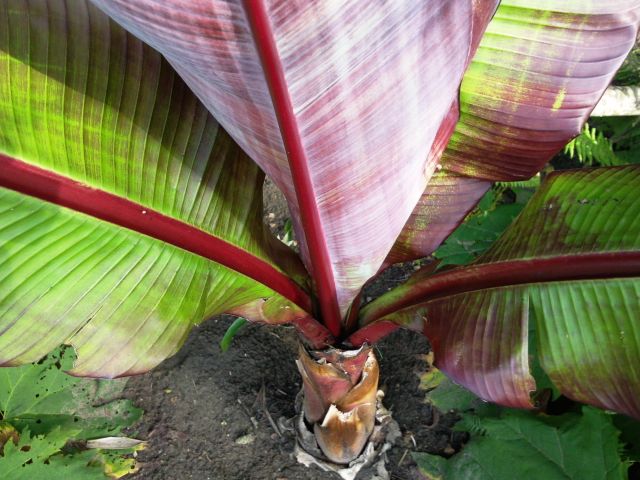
[{"x1": 564, "y1": 123, "x2": 620, "y2": 166}]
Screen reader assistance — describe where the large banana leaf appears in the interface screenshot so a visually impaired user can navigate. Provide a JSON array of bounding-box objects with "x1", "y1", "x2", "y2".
[
  {"x1": 2, "y1": 0, "x2": 640, "y2": 382},
  {"x1": 450, "y1": 1, "x2": 640, "y2": 180},
  {"x1": 387, "y1": 0, "x2": 640, "y2": 265},
  {"x1": 361, "y1": 167, "x2": 640, "y2": 418},
  {"x1": 0, "y1": 0, "x2": 331, "y2": 378},
  {"x1": 89, "y1": 0, "x2": 500, "y2": 330},
  {"x1": 385, "y1": 168, "x2": 490, "y2": 266}
]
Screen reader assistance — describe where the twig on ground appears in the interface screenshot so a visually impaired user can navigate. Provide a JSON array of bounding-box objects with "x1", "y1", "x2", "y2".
[
  {"x1": 397, "y1": 448, "x2": 409, "y2": 466},
  {"x1": 237, "y1": 398, "x2": 259, "y2": 429},
  {"x1": 257, "y1": 384, "x2": 282, "y2": 437}
]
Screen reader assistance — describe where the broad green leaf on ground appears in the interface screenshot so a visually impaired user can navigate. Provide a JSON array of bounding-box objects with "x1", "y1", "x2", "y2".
[
  {"x1": 614, "y1": 415, "x2": 640, "y2": 462},
  {"x1": 413, "y1": 407, "x2": 629, "y2": 480},
  {"x1": 91, "y1": 0, "x2": 500, "y2": 325},
  {"x1": 0, "y1": 348, "x2": 142, "y2": 478},
  {"x1": 0, "y1": 0, "x2": 324, "y2": 377},
  {"x1": 362, "y1": 167, "x2": 640, "y2": 417},
  {"x1": 422, "y1": 369, "x2": 487, "y2": 414},
  {"x1": 1, "y1": 348, "x2": 78, "y2": 420},
  {"x1": 0, "y1": 428, "x2": 106, "y2": 479},
  {"x1": 385, "y1": 1, "x2": 640, "y2": 268},
  {"x1": 0, "y1": 347, "x2": 141, "y2": 438}
]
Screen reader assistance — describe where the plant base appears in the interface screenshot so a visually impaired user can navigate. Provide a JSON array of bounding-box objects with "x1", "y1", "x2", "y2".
[{"x1": 289, "y1": 390, "x2": 401, "y2": 480}]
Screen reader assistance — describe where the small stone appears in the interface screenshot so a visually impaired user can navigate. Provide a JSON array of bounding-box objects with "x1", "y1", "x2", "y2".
[{"x1": 234, "y1": 433, "x2": 255, "y2": 445}]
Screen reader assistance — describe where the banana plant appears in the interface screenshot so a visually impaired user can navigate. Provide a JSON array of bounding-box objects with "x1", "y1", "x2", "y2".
[{"x1": 1, "y1": 0, "x2": 639, "y2": 469}]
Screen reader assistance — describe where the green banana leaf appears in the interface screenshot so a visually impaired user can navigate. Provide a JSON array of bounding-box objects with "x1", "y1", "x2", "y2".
[
  {"x1": 0, "y1": 0, "x2": 319, "y2": 377},
  {"x1": 363, "y1": 166, "x2": 640, "y2": 418}
]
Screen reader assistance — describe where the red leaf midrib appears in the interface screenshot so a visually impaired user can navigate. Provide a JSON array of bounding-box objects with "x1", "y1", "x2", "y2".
[
  {"x1": 242, "y1": 0, "x2": 342, "y2": 336},
  {"x1": 361, "y1": 252, "x2": 640, "y2": 325},
  {"x1": 0, "y1": 154, "x2": 312, "y2": 313}
]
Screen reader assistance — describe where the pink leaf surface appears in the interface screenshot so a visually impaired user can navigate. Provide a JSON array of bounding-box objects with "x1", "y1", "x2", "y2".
[
  {"x1": 386, "y1": 1, "x2": 640, "y2": 267},
  {"x1": 385, "y1": 168, "x2": 490, "y2": 265},
  {"x1": 445, "y1": 0, "x2": 640, "y2": 181},
  {"x1": 90, "y1": 0, "x2": 491, "y2": 327},
  {"x1": 423, "y1": 287, "x2": 535, "y2": 409}
]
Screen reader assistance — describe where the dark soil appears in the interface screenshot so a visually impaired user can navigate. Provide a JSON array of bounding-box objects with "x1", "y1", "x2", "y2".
[
  {"x1": 124, "y1": 180, "x2": 460, "y2": 479},
  {"x1": 125, "y1": 320, "x2": 460, "y2": 480}
]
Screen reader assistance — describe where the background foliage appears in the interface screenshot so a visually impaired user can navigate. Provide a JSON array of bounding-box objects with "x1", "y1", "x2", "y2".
[
  {"x1": 411, "y1": 49, "x2": 640, "y2": 475},
  {"x1": 0, "y1": 348, "x2": 143, "y2": 479},
  {"x1": 416, "y1": 366, "x2": 640, "y2": 480}
]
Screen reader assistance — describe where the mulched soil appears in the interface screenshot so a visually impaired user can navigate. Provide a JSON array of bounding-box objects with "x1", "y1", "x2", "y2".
[
  {"x1": 125, "y1": 319, "x2": 461, "y2": 480},
  {"x1": 124, "y1": 180, "x2": 460, "y2": 479}
]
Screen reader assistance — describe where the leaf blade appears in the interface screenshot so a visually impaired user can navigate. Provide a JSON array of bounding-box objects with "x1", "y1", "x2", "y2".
[
  {"x1": 0, "y1": 0, "x2": 325, "y2": 376},
  {"x1": 446, "y1": 1, "x2": 640, "y2": 181},
  {"x1": 414, "y1": 407, "x2": 628, "y2": 480},
  {"x1": 362, "y1": 167, "x2": 640, "y2": 416},
  {"x1": 386, "y1": 1, "x2": 640, "y2": 266},
  {"x1": 90, "y1": 0, "x2": 493, "y2": 319}
]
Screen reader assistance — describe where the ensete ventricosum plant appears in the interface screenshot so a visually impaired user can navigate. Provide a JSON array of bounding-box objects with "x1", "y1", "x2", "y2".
[{"x1": 1, "y1": 0, "x2": 639, "y2": 472}]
